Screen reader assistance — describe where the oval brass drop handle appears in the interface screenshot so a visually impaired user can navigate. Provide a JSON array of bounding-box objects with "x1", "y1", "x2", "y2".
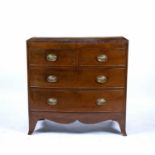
[
  {"x1": 47, "y1": 75, "x2": 57, "y2": 83},
  {"x1": 97, "y1": 54, "x2": 108, "y2": 62},
  {"x1": 47, "y1": 53, "x2": 57, "y2": 62},
  {"x1": 96, "y1": 75, "x2": 107, "y2": 84},
  {"x1": 47, "y1": 98, "x2": 58, "y2": 105},
  {"x1": 96, "y1": 98, "x2": 106, "y2": 106}
]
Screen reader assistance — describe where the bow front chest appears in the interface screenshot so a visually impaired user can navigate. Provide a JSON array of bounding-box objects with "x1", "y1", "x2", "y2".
[{"x1": 27, "y1": 37, "x2": 128, "y2": 135}]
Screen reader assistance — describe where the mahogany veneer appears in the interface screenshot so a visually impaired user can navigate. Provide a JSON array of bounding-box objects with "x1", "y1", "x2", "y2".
[{"x1": 27, "y1": 37, "x2": 128, "y2": 135}]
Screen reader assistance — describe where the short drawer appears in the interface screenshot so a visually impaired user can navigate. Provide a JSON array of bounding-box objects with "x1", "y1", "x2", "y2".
[
  {"x1": 29, "y1": 68, "x2": 126, "y2": 88},
  {"x1": 28, "y1": 48, "x2": 76, "y2": 66},
  {"x1": 79, "y1": 48, "x2": 126, "y2": 67},
  {"x1": 30, "y1": 89, "x2": 125, "y2": 112}
]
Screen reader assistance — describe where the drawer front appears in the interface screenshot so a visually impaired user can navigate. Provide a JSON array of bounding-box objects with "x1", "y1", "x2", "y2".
[
  {"x1": 29, "y1": 68, "x2": 126, "y2": 88},
  {"x1": 79, "y1": 48, "x2": 126, "y2": 67},
  {"x1": 30, "y1": 89, "x2": 125, "y2": 112},
  {"x1": 28, "y1": 48, "x2": 76, "y2": 66}
]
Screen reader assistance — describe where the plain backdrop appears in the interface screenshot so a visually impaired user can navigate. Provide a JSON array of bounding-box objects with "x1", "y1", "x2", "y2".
[{"x1": 0, "y1": 0, "x2": 155, "y2": 155}]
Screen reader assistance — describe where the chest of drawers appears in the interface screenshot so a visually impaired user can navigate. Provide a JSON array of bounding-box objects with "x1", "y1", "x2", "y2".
[{"x1": 27, "y1": 37, "x2": 128, "y2": 135}]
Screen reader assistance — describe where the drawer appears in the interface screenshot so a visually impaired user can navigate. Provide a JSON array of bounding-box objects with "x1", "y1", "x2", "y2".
[
  {"x1": 29, "y1": 68, "x2": 126, "y2": 88},
  {"x1": 79, "y1": 48, "x2": 126, "y2": 67},
  {"x1": 30, "y1": 89, "x2": 125, "y2": 112},
  {"x1": 28, "y1": 48, "x2": 76, "y2": 66}
]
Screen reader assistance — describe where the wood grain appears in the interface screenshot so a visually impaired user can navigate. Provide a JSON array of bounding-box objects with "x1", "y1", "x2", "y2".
[
  {"x1": 30, "y1": 88, "x2": 125, "y2": 112},
  {"x1": 29, "y1": 68, "x2": 126, "y2": 88},
  {"x1": 27, "y1": 37, "x2": 128, "y2": 135}
]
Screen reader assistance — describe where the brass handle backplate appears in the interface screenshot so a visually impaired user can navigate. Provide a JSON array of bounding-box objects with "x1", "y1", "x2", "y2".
[
  {"x1": 47, "y1": 53, "x2": 57, "y2": 62},
  {"x1": 47, "y1": 98, "x2": 58, "y2": 105},
  {"x1": 96, "y1": 98, "x2": 106, "y2": 106},
  {"x1": 97, "y1": 54, "x2": 108, "y2": 62},
  {"x1": 47, "y1": 75, "x2": 57, "y2": 83},
  {"x1": 96, "y1": 75, "x2": 107, "y2": 84}
]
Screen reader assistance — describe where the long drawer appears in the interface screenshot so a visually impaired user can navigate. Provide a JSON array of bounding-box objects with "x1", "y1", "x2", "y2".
[
  {"x1": 29, "y1": 68, "x2": 126, "y2": 88},
  {"x1": 30, "y1": 88, "x2": 125, "y2": 112}
]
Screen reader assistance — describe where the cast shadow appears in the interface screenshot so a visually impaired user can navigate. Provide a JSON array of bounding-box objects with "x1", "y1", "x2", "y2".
[{"x1": 35, "y1": 120, "x2": 121, "y2": 135}]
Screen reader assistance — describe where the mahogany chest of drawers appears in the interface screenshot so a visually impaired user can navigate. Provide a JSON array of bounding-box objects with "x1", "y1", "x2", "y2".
[{"x1": 27, "y1": 37, "x2": 128, "y2": 135}]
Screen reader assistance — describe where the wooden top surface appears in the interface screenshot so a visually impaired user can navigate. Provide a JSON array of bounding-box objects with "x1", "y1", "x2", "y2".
[{"x1": 27, "y1": 37, "x2": 128, "y2": 42}]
